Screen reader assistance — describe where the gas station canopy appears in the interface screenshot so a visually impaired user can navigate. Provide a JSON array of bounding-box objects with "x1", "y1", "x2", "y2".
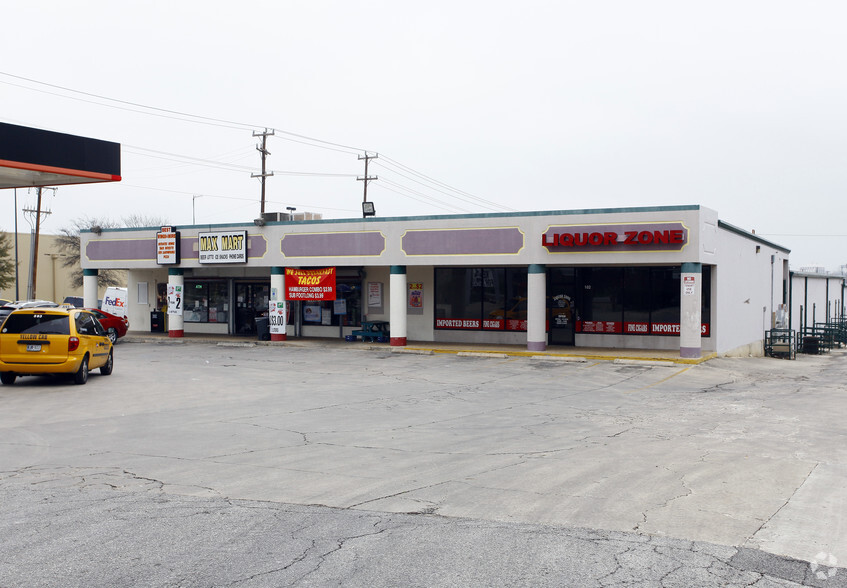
[{"x1": 0, "y1": 122, "x2": 120, "y2": 189}]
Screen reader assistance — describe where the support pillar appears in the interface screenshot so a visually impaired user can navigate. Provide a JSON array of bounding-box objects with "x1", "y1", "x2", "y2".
[
  {"x1": 83, "y1": 269, "x2": 98, "y2": 309},
  {"x1": 271, "y1": 267, "x2": 286, "y2": 342},
  {"x1": 680, "y1": 262, "x2": 702, "y2": 359},
  {"x1": 527, "y1": 264, "x2": 547, "y2": 352},
  {"x1": 168, "y1": 268, "x2": 184, "y2": 338},
  {"x1": 389, "y1": 266, "x2": 407, "y2": 346}
]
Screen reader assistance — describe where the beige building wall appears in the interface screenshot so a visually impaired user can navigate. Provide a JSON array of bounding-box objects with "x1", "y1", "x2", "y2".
[{"x1": 0, "y1": 232, "x2": 124, "y2": 304}]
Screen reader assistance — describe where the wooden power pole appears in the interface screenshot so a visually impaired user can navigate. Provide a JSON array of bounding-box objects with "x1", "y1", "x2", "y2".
[
  {"x1": 357, "y1": 152, "x2": 378, "y2": 217},
  {"x1": 252, "y1": 128, "x2": 274, "y2": 216}
]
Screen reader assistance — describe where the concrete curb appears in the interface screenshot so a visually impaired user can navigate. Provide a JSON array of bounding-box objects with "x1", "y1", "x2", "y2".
[
  {"x1": 390, "y1": 348, "x2": 434, "y2": 355},
  {"x1": 613, "y1": 358, "x2": 677, "y2": 367},
  {"x1": 457, "y1": 352, "x2": 510, "y2": 359},
  {"x1": 530, "y1": 355, "x2": 588, "y2": 363}
]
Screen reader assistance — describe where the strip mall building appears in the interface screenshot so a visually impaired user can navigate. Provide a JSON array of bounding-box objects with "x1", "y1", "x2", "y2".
[{"x1": 80, "y1": 205, "x2": 795, "y2": 359}]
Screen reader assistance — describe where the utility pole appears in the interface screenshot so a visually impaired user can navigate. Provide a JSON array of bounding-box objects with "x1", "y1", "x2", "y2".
[
  {"x1": 22, "y1": 187, "x2": 54, "y2": 300},
  {"x1": 14, "y1": 188, "x2": 19, "y2": 301},
  {"x1": 357, "y1": 152, "x2": 378, "y2": 217},
  {"x1": 251, "y1": 128, "x2": 274, "y2": 216}
]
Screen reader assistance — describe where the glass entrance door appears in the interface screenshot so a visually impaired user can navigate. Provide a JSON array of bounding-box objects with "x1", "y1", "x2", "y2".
[
  {"x1": 548, "y1": 268, "x2": 576, "y2": 346},
  {"x1": 234, "y1": 283, "x2": 270, "y2": 336}
]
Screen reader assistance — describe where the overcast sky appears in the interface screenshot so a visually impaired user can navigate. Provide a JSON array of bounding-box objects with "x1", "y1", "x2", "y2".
[{"x1": 2, "y1": 1, "x2": 845, "y2": 271}]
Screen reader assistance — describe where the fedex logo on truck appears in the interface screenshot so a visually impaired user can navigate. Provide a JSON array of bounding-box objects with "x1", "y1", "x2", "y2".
[
  {"x1": 100, "y1": 287, "x2": 128, "y2": 318},
  {"x1": 104, "y1": 296, "x2": 125, "y2": 308}
]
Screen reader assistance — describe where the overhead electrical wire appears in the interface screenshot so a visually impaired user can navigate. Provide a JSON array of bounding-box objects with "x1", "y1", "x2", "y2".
[
  {"x1": 377, "y1": 179, "x2": 473, "y2": 213},
  {"x1": 378, "y1": 155, "x2": 517, "y2": 212},
  {"x1": 116, "y1": 182, "x2": 358, "y2": 213},
  {"x1": 124, "y1": 145, "x2": 357, "y2": 177},
  {"x1": 1, "y1": 70, "x2": 514, "y2": 215},
  {"x1": 0, "y1": 71, "x2": 366, "y2": 152},
  {"x1": 375, "y1": 162, "x2": 509, "y2": 213}
]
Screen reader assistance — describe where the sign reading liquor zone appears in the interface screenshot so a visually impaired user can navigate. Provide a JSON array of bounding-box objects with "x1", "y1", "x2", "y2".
[
  {"x1": 542, "y1": 222, "x2": 689, "y2": 253},
  {"x1": 198, "y1": 230, "x2": 248, "y2": 263},
  {"x1": 285, "y1": 267, "x2": 337, "y2": 300}
]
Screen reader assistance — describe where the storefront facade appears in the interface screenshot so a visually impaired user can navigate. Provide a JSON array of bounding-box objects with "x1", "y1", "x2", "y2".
[{"x1": 80, "y1": 204, "x2": 791, "y2": 358}]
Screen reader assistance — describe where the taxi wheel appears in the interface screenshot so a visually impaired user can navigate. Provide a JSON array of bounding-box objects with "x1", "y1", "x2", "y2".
[
  {"x1": 0, "y1": 372, "x2": 15, "y2": 385},
  {"x1": 74, "y1": 356, "x2": 89, "y2": 385},
  {"x1": 100, "y1": 350, "x2": 114, "y2": 376},
  {"x1": 107, "y1": 328, "x2": 118, "y2": 343}
]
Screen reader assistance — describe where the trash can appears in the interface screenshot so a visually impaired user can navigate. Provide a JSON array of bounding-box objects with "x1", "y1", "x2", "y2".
[
  {"x1": 150, "y1": 311, "x2": 165, "y2": 333},
  {"x1": 802, "y1": 336, "x2": 819, "y2": 355},
  {"x1": 255, "y1": 316, "x2": 270, "y2": 341}
]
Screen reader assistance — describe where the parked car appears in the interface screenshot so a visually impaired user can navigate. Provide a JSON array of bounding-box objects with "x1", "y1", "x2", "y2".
[
  {"x1": 61, "y1": 296, "x2": 103, "y2": 309},
  {"x1": 0, "y1": 300, "x2": 60, "y2": 324},
  {"x1": 85, "y1": 308, "x2": 129, "y2": 343},
  {"x1": 0, "y1": 306, "x2": 113, "y2": 385}
]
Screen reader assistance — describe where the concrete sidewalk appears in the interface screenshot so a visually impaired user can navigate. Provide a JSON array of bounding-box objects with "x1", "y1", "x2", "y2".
[{"x1": 123, "y1": 331, "x2": 717, "y2": 365}]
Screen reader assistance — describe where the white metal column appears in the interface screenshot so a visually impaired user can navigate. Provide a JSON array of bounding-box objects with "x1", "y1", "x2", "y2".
[
  {"x1": 389, "y1": 266, "x2": 407, "y2": 346},
  {"x1": 527, "y1": 264, "x2": 547, "y2": 352},
  {"x1": 680, "y1": 262, "x2": 702, "y2": 358}
]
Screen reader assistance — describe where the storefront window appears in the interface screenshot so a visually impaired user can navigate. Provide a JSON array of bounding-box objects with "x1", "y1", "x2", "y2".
[
  {"x1": 184, "y1": 281, "x2": 229, "y2": 323},
  {"x1": 579, "y1": 268, "x2": 623, "y2": 333},
  {"x1": 650, "y1": 268, "x2": 679, "y2": 326},
  {"x1": 502, "y1": 268, "x2": 528, "y2": 331},
  {"x1": 435, "y1": 268, "x2": 483, "y2": 328},
  {"x1": 184, "y1": 282, "x2": 209, "y2": 322},
  {"x1": 434, "y1": 267, "x2": 524, "y2": 331},
  {"x1": 623, "y1": 267, "x2": 651, "y2": 334},
  {"x1": 479, "y1": 268, "x2": 506, "y2": 330},
  {"x1": 435, "y1": 265, "x2": 710, "y2": 337},
  {"x1": 301, "y1": 278, "x2": 362, "y2": 326}
]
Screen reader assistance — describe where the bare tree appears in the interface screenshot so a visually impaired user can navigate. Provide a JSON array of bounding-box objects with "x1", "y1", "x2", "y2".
[
  {"x1": 121, "y1": 214, "x2": 170, "y2": 228},
  {"x1": 56, "y1": 215, "x2": 172, "y2": 290},
  {"x1": 55, "y1": 217, "x2": 123, "y2": 289}
]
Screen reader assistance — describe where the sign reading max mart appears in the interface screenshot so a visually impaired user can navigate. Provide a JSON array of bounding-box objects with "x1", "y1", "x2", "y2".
[
  {"x1": 542, "y1": 222, "x2": 689, "y2": 253},
  {"x1": 198, "y1": 230, "x2": 248, "y2": 264}
]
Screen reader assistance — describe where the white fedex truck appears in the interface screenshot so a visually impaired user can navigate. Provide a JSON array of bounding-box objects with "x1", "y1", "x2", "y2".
[{"x1": 101, "y1": 287, "x2": 128, "y2": 318}]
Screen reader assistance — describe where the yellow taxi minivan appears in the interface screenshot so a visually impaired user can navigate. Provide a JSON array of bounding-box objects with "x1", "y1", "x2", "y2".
[{"x1": 0, "y1": 307, "x2": 114, "y2": 385}]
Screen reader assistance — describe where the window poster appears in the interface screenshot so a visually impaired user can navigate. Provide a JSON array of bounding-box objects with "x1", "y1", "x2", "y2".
[
  {"x1": 408, "y1": 283, "x2": 423, "y2": 308},
  {"x1": 269, "y1": 300, "x2": 287, "y2": 335},
  {"x1": 303, "y1": 304, "x2": 322, "y2": 323},
  {"x1": 166, "y1": 284, "x2": 183, "y2": 316},
  {"x1": 368, "y1": 282, "x2": 383, "y2": 307}
]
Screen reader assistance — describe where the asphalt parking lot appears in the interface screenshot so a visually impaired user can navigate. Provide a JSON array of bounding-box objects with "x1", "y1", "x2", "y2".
[{"x1": 1, "y1": 341, "x2": 845, "y2": 586}]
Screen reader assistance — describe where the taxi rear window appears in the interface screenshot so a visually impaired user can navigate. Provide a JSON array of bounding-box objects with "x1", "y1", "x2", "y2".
[{"x1": 1, "y1": 313, "x2": 70, "y2": 335}]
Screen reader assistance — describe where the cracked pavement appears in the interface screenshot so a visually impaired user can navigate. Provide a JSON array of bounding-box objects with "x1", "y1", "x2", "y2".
[{"x1": 1, "y1": 343, "x2": 846, "y2": 586}]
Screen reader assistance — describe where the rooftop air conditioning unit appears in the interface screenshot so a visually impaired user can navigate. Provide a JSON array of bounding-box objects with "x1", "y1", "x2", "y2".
[{"x1": 261, "y1": 212, "x2": 290, "y2": 222}]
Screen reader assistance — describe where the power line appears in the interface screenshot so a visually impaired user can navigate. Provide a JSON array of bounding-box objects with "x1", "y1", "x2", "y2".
[
  {"x1": 1, "y1": 71, "x2": 515, "y2": 214},
  {"x1": 0, "y1": 71, "x2": 368, "y2": 153},
  {"x1": 760, "y1": 234, "x2": 847, "y2": 237},
  {"x1": 375, "y1": 163, "x2": 507, "y2": 213},
  {"x1": 124, "y1": 145, "x2": 356, "y2": 177},
  {"x1": 378, "y1": 155, "x2": 517, "y2": 212},
  {"x1": 116, "y1": 182, "x2": 358, "y2": 213},
  {"x1": 378, "y1": 179, "x2": 473, "y2": 213}
]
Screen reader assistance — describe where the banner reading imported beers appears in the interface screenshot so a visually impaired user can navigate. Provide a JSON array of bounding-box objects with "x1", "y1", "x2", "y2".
[{"x1": 285, "y1": 267, "x2": 336, "y2": 301}]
